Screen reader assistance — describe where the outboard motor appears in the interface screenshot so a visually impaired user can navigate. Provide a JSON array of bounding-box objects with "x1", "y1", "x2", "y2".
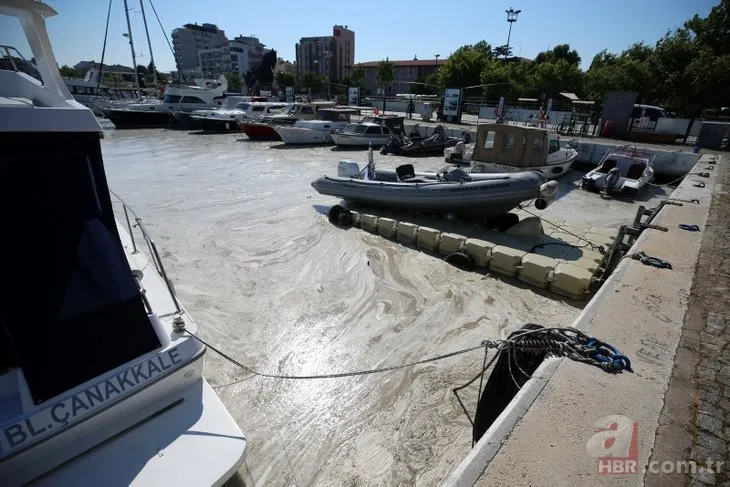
[
  {"x1": 535, "y1": 180, "x2": 559, "y2": 210},
  {"x1": 604, "y1": 167, "x2": 621, "y2": 196}
]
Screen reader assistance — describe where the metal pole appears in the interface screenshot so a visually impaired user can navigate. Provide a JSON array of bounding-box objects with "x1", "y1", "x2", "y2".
[
  {"x1": 506, "y1": 23, "x2": 513, "y2": 53},
  {"x1": 139, "y1": 0, "x2": 157, "y2": 86},
  {"x1": 123, "y1": 0, "x2": 140, "y2": 91}
]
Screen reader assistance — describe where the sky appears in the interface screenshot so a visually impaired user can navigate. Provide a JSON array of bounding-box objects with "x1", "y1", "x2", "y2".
[{"x1": 2, "y1": 0, "x2": 719, "y2": 72}]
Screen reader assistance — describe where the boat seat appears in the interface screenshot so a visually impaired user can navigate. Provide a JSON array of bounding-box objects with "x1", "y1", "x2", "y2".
[
  {"x1": 598, "y1": 159, "x2": 617, "y2": 173},
  {"x1": 625, "y1": 164, "x2": 646, "y2": 180},
  {"x1": 444, "y1": 168, "x2": 472, "y2": 182},
  {"x1": 396, "y1": 164, "x2": 416, "y2": 181}
]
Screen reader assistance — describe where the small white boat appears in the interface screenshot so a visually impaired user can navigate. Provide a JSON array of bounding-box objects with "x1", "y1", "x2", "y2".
[
  {"x1": 581, "y1": 148, "x2": 655, "y2": 196},
  {"x1": 191, "y1": 101, "x2": 287, "y2": 132},
  {"x1": 0, "y1": 1, "x2": 246, "y2": 484},
  {"x1": 331, "y1": 115, "x2": 405, "y2": 148},
  {"x1": 445, "y1": 123, "x2": 577, "y2": 179},
  {"x1": 274, "y1": 108, "x2": 357, "y2": 145}
]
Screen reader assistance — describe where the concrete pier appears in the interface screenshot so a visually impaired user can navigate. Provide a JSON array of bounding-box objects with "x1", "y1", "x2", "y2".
[{"x1": 444, "y1": 153, "x2": 724, "y2": 486}]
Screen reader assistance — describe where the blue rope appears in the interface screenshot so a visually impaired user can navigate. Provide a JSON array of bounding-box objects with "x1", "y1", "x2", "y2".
[{"x1": 630, "y1": 251, "x2": 672, "y2": 270}]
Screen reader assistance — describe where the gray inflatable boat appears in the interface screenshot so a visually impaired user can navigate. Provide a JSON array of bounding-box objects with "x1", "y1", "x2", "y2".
[{"x1": 311, "y1": 154, "x2": 559, "y2": 217}]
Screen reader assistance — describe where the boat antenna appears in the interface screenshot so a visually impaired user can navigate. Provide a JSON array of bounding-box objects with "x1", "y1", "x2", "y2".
[
  {"x1": 147, "y1": 0, "x2": 187, "y2": 83},
  {"x1": 139, "y1": 0, "x2": 157, "y2": 87},
  {"x1": 122, "y1": 0, "x2": 141, "y2": 92},
  {"x1": 95, "y1": 0, "x2": 114, "y2": 94}
]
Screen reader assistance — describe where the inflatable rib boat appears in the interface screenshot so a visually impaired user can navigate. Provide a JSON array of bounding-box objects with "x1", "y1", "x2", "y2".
[{"x1": 311, "y1": 149, "x2": 559, "y2": 217}]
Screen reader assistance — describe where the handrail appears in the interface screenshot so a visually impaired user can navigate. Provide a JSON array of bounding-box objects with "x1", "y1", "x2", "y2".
[{"x1": 110, "y1": 190, "x2": 181, "y2": 314}]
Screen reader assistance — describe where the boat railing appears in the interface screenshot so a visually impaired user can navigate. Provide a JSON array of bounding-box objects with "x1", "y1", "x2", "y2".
[{"x1": 110, "y1": 190, "x2": 182, "y2": 315}]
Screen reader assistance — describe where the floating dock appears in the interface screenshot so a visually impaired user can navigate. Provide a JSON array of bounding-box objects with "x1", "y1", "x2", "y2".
[{"x1": 336, "y1": 208, "x2": 616, "y2": 301}]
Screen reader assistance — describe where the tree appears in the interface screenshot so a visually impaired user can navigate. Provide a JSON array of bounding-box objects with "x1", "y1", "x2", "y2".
[
  {"x1": 301, "y1": 71, "x2": 326, "y2": 93},
  {"x1": 438, "y1": 41, "x2": 493, "y2": 88},
  {"x1": 685, "y1": 0, "x2": 730, "y2": 56},
  {"x1": 534, "y1": 44, "x2": 581, "y2": 66},
  {"x1": 349, "y1": 64, "x2": 365, "y2": 88},
  {"x1": 225, "y1": 72, "x2": 243, "y2": 92},
  {"x1": 59, "y1": 64, "x2": 82, "y2": 78},
  {"x1": 275, "y1": 71, "x2": 296, "y2": 87},
  {"x1": 480, "y1": 60, "x2": 529, "y2": 100},
  {"x1": 375, "y1": 58, "x2": 394, "y2": 94},
  {"x1": 492, "y1": 45, "x2": 512, "y2": 59},
  {"x1": 101, "y1": 73, "x2": 123, "y2": 85},
  {"x1": 531, "y1": 59, "x2": 583, "y2": 98}
]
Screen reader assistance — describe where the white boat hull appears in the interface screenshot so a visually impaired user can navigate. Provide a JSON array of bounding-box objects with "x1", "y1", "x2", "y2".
[
  {"x1": 469, "y1": 158, "x2": 575, "y2": 180},
  {"x1": 332, "y1": 133, "x2": 389, "y2": 147},
  {"x1": 275, "y1": 126, "x2": 332, "y2": 144}
]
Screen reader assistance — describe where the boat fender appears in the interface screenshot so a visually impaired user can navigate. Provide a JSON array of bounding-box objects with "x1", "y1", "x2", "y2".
[
  {"x1": 534, "y1": 198, "x2": 549, "y2": 210},
  {"x1": 328, "y1": 205, "x2": 354, "y2": 228},
  {"x1": 444, "y1": 252, "x2": 476, "y2": 272}
]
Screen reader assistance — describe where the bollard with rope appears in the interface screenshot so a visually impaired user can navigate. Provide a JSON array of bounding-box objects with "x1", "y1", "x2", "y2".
[{"x1": 628, "y1": 250, "x2": 672, "y2": 269}]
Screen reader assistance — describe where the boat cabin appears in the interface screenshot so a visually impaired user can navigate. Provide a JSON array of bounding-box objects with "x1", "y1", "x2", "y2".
[
  {"x1": 314, "y1": 107, "x2": 358, "y2": 122},
  {"x1": 362, "y1": 115, "x2": 405, "y2": 133},
  {"x1": 472, "y1": 124, "x2": 559, "y2": 168},
  {"x1": 237, "y1": 101, "x2": 287, "y2": 119}
]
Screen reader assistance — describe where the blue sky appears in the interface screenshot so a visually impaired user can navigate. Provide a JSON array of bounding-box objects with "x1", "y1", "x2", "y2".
[{"x1": 3, "y1": 0, "x2": 718, "y2": 71}]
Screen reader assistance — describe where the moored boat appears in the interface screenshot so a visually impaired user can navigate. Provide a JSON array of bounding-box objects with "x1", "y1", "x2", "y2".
[
  {"x1": 331, "y1": 115, "x2": 404, "y2": 148},
  {"x1": 445, "y1": 124, "x2": 577, "y2": 180},
  {"x1": 239, "y1": 101, "x2": 336, "y2": 140},
  {"x1": 0, "y1": 1, "x2": 246, "y2": 484},
  {"x1": 311, "y1": 147, "x2": 558, "y2": 217},
  {"x1": 581, "y1": 147, "x2": 655, "y2": 196},
  {"x1": 274, "y1": 108, "x2": 358, "y2": 145}
]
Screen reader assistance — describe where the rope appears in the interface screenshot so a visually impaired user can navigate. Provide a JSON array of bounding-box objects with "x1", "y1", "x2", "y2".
[
  {"x1": 517, "y1": 206, "x2": 603, "y2": 251},
  {"x1": 185, "y1": 330, "x2": 485, "y2": 380},
  {"x1": 628, "y1": 250, "x2": 672, "y2": 269},
  {"x1": 147, "y1": 0, "x2": 186, "y2": 82},
  {"x1": 187, "y1": 325, "x2": 632, "y2": 387}
]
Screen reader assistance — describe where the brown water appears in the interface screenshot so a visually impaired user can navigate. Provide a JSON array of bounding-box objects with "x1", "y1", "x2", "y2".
[{"x1": 101, "y1": 128, "x2": 670, "y2": 486}]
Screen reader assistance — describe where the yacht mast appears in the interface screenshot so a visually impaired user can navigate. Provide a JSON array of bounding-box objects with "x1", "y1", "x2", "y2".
[
  {"x1": 138, "y1": 0, "x2": 158, "y2": 86},
  {"x1": 123, "y1": 0, "x2": 140, "y2": 91}
]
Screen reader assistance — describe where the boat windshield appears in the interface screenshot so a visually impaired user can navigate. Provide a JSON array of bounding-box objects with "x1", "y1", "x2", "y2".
[
  {"x1": 353, "y1": 125, "x2": 369, "y2": 134},
  {"x1": 236, "y1": 102, "x2": 250, "y2": 110},
  {"x1": 342, "y1": 123, "x2": 359, "y2": 132},
  {"x1": 1, "y1": 134, "x2": 161, "y2": 405}
]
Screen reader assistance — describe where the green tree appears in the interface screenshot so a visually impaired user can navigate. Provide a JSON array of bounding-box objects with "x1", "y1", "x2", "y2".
[
  {"x1": 59, "y1": 64, "x2": 82, "y2": 78},
  {"x1": 531, "y1": 59, "x2": 583, "y2": 98},
  {"x1": 480, "y1": 60, "x2": 528, "y2": 100},
  {"x1": 492, "y1": 45, "x2": 512, "y2": 59},
  {"x1": 534, "y1": 44, "x2": 581, "y2": 66},
  {"x1": 275, "y1": 71, "x2": 296, "y2": 87},
  {"x1": 101, "y1": 73, "x2": 123, "y2": 85},
  {"x1": 225, "y1": 72, "x2": 243, "y2": 92},
  {"x1": 349, "y1": 64, "x2": 365, "y2": 88},
  {"x1": 438, "y1": 41, "x2": 492, "y2": 88},
  {"x1": 375, "y1": 58, "x2": 395, "y2": 94},
  {"x1": 301, "y1": 71, "x2": 326, "y2": 93}
]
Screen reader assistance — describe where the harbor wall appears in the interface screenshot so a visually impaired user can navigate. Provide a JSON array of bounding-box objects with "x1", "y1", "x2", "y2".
[{"x1": 444, "y1": 153, "x2": 720, "y2": 486}]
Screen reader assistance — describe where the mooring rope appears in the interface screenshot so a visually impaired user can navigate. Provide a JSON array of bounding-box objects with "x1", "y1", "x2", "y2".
[
  {"x1": 182, "y1": 325, "x2": 631, "y2": 386},
  {"x1": 516, "y1": 206, "x2": 604, "y2": 252}
]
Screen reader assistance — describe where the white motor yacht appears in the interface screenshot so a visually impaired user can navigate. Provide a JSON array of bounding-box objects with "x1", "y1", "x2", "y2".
[
  {"x1": 444, "y1": 124, "x2": 577, "y2": 179},
  {"x1": 0, "y1": 1, "x2": 246, "y2": 485},
  {"x1": 192, "y1": 101, "x2": 287, "y2": 132},
  {"x1": 331, "y1": 115, "x2": 405, "y2": 148},
  {"x1": 581, "y1": 147, "x2": 655, "y2": 196},
  {"x1": 103, "y1": 77, "x2": 228, "y2": 128},
  {"x1": 274, "y1": 108, "x2": 358, "y2": 144},
  {"x1": 239, "y1": 101, "x2": 336, "y2": 140}
]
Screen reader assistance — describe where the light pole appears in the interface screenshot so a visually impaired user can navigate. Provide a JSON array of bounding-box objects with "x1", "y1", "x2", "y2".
[
  {"x1": 505, "y1": 8, "x2": 521, "y2": 58},
  {"x1": 434, "y1": 53, "x2": 440, "y2": 72}
]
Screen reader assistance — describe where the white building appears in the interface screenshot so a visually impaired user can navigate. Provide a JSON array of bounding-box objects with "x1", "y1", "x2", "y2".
[{"x1": 171, "y1": 23, "x2": 227, "y2": 72}]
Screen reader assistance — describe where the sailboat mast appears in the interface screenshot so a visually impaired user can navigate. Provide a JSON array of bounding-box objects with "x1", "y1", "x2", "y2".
[
  {"x1": 123, "y1": 0, "x2": 140, "y2": 91},
  {"x1": 138, "y1": 0, "x2": 158, "y2": 86}
]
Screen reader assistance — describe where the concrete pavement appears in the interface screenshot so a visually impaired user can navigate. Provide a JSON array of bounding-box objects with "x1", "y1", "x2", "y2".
[{"x1": 445, "y1": 153, "x2": 724, "y2": 486}]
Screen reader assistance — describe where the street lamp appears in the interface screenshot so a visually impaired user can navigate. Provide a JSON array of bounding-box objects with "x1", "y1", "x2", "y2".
[
  {"x1": 505, "y1": 8, "x2": 521, "y2": 58},
  {"x1": 434, "y1": 53, "x2": 440, "y2": 72}
]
